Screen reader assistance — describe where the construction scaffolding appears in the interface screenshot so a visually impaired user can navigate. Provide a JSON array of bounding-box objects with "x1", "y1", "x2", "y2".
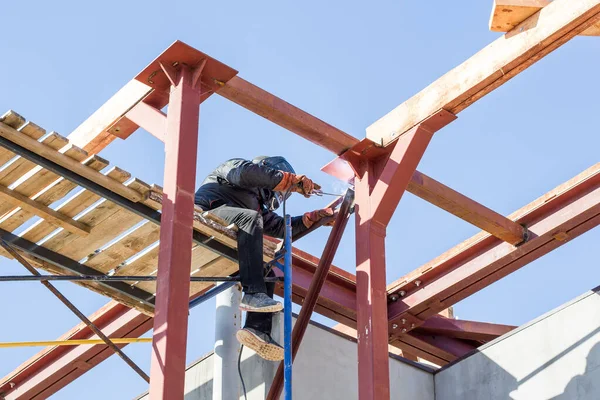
[{"x1": 0, "y1": 0, "x2": 599, "y2": 399}]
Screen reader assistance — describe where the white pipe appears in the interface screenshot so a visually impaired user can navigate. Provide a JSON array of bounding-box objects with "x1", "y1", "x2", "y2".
[{"x1": 213, "y1": 284, "x2": 242, "y2": 400}]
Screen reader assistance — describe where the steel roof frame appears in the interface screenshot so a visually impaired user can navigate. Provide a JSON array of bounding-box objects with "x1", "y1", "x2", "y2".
[{"x1": 2, "y1": 0, "x2": 600, "y2": 398}]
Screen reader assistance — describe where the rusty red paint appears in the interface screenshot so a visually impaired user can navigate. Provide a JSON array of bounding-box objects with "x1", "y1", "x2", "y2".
[
  {"x1": 387, "y1": 163, "x2": 600, "y2": 340},
  {"x1": 404, "y1": 332, "x2": 476, "y2": 360},
  {"x1": 370, "y1": 112, "x2": 456, "y2": 227},
  {"x1": 217, "y1": 76, "x2": 358, "y2": 155},
  {"x1": 321, "y1": 157, "x2": 524, "y2": 245},
  {"x1": 350, "y1": 113, "x2": 456, "y2": 399},
  {"x1": 135, "y1": 40, "x2": 238, "y2": 103},
  {"x1": 416, "y1": 316, "x2": 516, "y2": 342},
  {"x1": 354, "y1": 160, "x2": 391, "y2": 400},
  {"x1": 149, "y1": 65, "x2": 201, "y2": 400}
]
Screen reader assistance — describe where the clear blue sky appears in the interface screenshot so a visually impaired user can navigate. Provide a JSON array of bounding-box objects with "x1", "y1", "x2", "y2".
[{"x1": 1, "y1": 1, "x2": 599, "y2": 398}]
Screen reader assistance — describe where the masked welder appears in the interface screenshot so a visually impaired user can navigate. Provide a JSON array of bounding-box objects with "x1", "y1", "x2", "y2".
[{"x1": 194, "y1": 156, "x2": 334, "y2": 361}]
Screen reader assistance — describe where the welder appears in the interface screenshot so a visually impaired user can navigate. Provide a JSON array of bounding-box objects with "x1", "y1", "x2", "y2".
[{"x1": 195, "y1": 156, "x2": 334, "y2": 361}]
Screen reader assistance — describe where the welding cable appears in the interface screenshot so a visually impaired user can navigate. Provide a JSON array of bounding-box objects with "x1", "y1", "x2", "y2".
[{"x1": 238, "y1": 345, "x2": 248, "y2": 400}]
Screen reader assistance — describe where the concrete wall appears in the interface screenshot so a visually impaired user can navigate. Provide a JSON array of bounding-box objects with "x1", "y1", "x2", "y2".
[
  {"x1": 435, "y1": 287, "x2": 600, "y2": 400},
  {"x1": 136, "y1": 319, "x2": 435, "y2": 400}
]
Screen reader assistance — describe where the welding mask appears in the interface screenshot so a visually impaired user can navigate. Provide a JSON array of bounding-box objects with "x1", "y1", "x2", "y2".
[{"x1": 252, "y1": 156, "x2": 295, "y2": 211}]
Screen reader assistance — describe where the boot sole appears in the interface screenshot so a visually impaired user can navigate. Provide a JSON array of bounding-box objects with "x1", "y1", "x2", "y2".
[
  {"x1": 237, "y1": 329, "x2": 284, "y2": 361},
  {"x1": 239, "y1": 303, "x2": 283, "y2": 313}
]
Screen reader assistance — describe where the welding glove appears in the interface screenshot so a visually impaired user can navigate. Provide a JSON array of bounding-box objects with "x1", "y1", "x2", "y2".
[
  {"x1": 302, "y1": 208, "x2": 336, "y2": 228},
  {"x1": 274, "y1": 172, "x2": 321, "y2": 198}
]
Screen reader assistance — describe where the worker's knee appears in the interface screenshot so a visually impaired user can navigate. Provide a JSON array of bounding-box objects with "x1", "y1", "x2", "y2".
[{"x1": 238, "y1": 209, "x2": 263, "y2": 232}]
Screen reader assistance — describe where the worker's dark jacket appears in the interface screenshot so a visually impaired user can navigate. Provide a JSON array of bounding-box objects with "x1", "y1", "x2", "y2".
[{"x1": 194, "y1": 158, "x2": 308, "y2": 238}]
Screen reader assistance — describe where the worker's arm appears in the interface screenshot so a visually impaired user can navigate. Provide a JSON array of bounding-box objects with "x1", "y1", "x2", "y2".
[
  {"x1": 219, "y1": 159, "x2": 285, "y2": 190},
  {"x1": 263, "y1": 208, "x2": 335, "y2": 239},
  {"x1": 218, "y1": 159, "x2": 318, "y2": 196}
]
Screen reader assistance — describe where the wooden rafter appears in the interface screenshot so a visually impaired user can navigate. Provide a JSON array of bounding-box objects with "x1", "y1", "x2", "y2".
[{"x1": 367, "y1": 0, "x2": 600, "y2": 147}]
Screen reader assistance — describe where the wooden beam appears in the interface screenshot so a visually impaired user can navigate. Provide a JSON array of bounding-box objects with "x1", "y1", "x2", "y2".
[
  {"x1": 66, "y1": 80, "x2": 152, "y2": 154},
  {"x1": 0, "y1": 122, "x2": 145, "y2": 202},
  {"x1": 490, "y1": 0, "x2": 600, "y2": 35},
  {"x1": 367, "y1": 0, "x2": 600, "y2": 147},
  {"x1": 217, "y1": 76, "x2": 358, "y2": 155},
  {"x1": 0, "y1": 185, "x2": 91, "y2": 236}
]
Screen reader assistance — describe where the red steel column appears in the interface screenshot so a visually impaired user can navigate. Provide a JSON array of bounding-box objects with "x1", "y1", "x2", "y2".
[
  {"x1": 353, "y1": 113, "x2": 454, "y2": 399},
  {"x1": 354, "y1": 159, "x2": 390, "y2": 400},
  {"x1": 149, "y1": 65, "x2": 201, "y2": 400}
]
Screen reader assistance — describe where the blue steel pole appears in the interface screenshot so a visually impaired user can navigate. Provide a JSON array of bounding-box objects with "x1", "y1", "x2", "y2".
[
  {"x1": 189, "y1": 282, "x2": 236, "y2": 309},
  {"x1": 284, "y1": 214, "x2": 293, "y2": 400}
]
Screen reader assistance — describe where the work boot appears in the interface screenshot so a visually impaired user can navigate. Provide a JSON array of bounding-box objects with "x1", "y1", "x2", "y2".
[
  {"x1": 240, "y1": 292, "x2": 283, "y2": 313},
  {"x1": 236, "y1": 327, "x2": 284, "y2": 361}
]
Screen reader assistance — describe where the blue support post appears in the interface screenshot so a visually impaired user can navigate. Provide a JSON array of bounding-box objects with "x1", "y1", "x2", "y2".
[
  {"x1": 189, "y1": 282, "x2": 236, "y2": 310},
  {"x1": 283, "y1": 214, "x2": 293, "y2": 400}
]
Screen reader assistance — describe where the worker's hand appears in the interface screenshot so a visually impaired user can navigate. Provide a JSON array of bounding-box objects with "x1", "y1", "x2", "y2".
[
  {"x1": 274, "y1": 172, "x2": 321, "y2": 198},
  {"x1": 302, "y1": 208, "x2": 335, "y2": 228},
  {"x1": 293, "y1": 175, "x2": 321, "y2": 198}
]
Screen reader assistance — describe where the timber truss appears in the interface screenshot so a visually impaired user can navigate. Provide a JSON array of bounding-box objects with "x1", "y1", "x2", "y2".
[{"x1": 1, "y1": 0, "x2": 600, "y2": 399}]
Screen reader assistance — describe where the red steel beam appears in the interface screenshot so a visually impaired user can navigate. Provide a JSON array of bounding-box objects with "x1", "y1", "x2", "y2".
[
  {"x1": 217, "y1": 76, "x2": 358, "y2": 155},
  {"x1": 1, "y1": 241, "x2": 479, "y2": 399},
  {"x1": 215, "y1": 73, "x2": 526, "y2": 246},
  {"x1": 125, "y1": 102, "x2": 167, "y2": 142},
  {"x1": 407, "y1": 171, "x2": 526, "y2": 245},
  {"x1": 267, "y1": 190, "x2": 354, "y2": 400},
  {"x1": 403, "y1": 332, "x2": 476, "y2": 360},
  {"x1": 415, "y1": 315, "x2": 516, "y2": 342},
  {"x1": 0, "y1": 303, "x2": 152, "y2": 400},
  {"x1": 323, "y1": 146, "x2": 525, "y2": 245},
  {"x1": 369, "y1": 111, "x2": 456, "y2": 227},
  {"x1": 149, "y1": 64, "x2": 201, "y2": 399},
  {"x1": 350, "y1": 111, "x2": 456, "y2": 400},
  {"x1": 354, "y1": 161, "x2": 392, "y2": 400},
  {"x1": 387, "y1": 163, "x2": 600, "y2": 339}
]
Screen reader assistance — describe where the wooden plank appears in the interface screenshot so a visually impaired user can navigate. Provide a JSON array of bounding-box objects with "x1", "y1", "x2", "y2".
[
  {"x1": 0, "y1": 132, "x2": 69, "y2": 188},
  {"x1": 187, "y1": 256, "x2": 238, "y2": 296},
  {"x1": 0, "y1": 110, "x2": 26, "y2": 130},
  {"x1": 0, "y1": 120, "x2": 50, "y2": 185},
  {"x1": 366, "y1": 0, "x2": 600, "y2": 146},
  {"x1": 0, "y1": 156, "x2": 110, "y2": 234},
  {"x1": 489, "y1": 0, "x2": 600, "y2": 35},
  {"x1": 0, "y1": 122, "x2": 51, "y2": 190},
  {"x1": 20, "y1": 167, "x2": 131, "y2": 243},
  {"x1": 116, "y1": 242, "x2": 160, "y2": 278},
  {"x1": 0, "y1": 121, "x2": 145, "y2": 202},
  {"x1": 40, "y1": 180, "x2": 150, "y2": 261},
  {"x1": 0, "y1": 185, "x2": 90, "y2": 236},
  {"x1": 83, "y1": 221, "x2": 161, "y2": 273},
  {"x1": 0, "y1": 144, "x2": 87, "y2": 218},
  {"x1": 66, "y1": 80, "x2": 152, "y2": 154},
  {"x1": 130, "y1": 245, "x2": 237, "y2": 295}
]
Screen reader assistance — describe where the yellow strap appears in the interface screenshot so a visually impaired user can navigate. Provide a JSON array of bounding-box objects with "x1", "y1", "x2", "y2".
[{"x1": 0, "y1": 338, "x2": 152, "y2": 348}]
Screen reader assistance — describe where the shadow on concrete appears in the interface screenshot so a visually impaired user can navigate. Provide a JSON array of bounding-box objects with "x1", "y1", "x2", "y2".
[
  {"x1": 435, "y1": 288, "x2": 600, "y2": 400},
  {"x1": 549, "y1": 342, "x2": 600, "y2": 400},
  {"x1": 184, "y1": 351, "x2": 271, "y2": 400}
]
